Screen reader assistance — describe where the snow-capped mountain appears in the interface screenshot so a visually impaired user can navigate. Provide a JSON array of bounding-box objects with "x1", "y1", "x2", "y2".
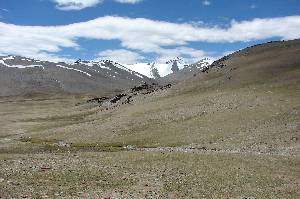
[
  {"x1": 186, "y1": 58, "x2": 213, "y2": 72},
  {"x1": 0, "y1": 55, "x2": 213, "y2": 96},
  {"x1": 125, "y1": 57, "x2": 212, "y2": 79},
  {"x1": 125, "y1": 57, "x2": 189, "y2": 79},
  {"x1": 0, "y1": 55, "x2": 151, "y2": 96},
  {"x1": 158, "y1": 58, "x2": 214, "y2": 83},
  {"x1": 166, "y1": 57, "x2": 187, "y2": 71}
]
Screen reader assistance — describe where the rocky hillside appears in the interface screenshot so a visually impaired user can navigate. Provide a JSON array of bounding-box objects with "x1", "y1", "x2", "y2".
[
  {"x1": 0, "y1": 56, "x2": 151, "y2": 96},
  {"x1": 83, "y1": 82, "x2": 172, "y2": 109},
  {"x1": 195, "y1": 39, "x2": 300, "y2": 89}
]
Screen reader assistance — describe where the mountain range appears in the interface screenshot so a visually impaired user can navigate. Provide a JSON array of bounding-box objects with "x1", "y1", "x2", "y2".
[
  {"x1": 125, "y1": 57, "x2": 213, "y2": 79},
  {"x1": 0, "y1": 55, "x2": 212, "y2": 97}
]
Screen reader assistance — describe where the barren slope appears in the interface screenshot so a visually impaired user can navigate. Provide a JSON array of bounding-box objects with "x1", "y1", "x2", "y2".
[{"x1": 0, "y1": 39, "x2": 299, "y2": 198}]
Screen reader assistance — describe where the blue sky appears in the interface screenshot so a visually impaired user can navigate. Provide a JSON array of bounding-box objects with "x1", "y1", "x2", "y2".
[{"x1": 0, "y1": 0, "x2": 300, "y2": 64}]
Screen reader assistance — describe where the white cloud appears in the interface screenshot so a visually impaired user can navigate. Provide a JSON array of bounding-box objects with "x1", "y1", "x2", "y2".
[
  {"x1": 52, "y1": 0, "x2": 103, "y2": 10},
  {"x1": 0, "y1": 15, "x2": 300, "y2": 62},
  {"x1": 97, "y1": 49, "x2": 144, "y2": 64},
  {"x1": 250, "y1": 4, "x2": 256, "y2": 9},
  {"x1": 155, "y1": 47, "x2": 209, "y2": 63},
  {"x1": 51, "y1": 0, "x2": 142, "y2": 10},
  {"x1": 114, "y1": 0, "x2": 143, "y2": 4},
  {"x1": 202, "y1": 0, "x2": 211, "y2": 6},
  {"x1": 0, "y1": 8, "x2": 9, "y2": 12},
  {"x1": 0, "y1": 8, "x2": 9, "y2": 18}
]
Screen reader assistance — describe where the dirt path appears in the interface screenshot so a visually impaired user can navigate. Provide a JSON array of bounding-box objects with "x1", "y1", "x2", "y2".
[{"x1": 135, "y1": 146, "x2": 300, "y2": 157}]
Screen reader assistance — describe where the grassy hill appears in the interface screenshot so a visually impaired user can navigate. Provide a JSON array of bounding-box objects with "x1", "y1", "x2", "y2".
[{"x1": 0, "y1": 39, "x2": 299, "y2": 198}]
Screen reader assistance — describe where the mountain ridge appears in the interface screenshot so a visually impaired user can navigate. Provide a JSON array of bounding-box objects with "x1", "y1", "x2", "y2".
[
  {"x1": 125, "y1": 57, "x2": 213, "y2": 78},
  {"x1": 0, "y1": 55, "x2": 152, "y2": 97},
  {"x1": 0, "y1": 54, "x2": 213, "y2": 97}
]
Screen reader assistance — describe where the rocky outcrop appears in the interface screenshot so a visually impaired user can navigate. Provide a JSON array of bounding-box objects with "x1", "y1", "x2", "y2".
[{"x1": 85, "y1": 82, "x2": 172, "y2": 108}]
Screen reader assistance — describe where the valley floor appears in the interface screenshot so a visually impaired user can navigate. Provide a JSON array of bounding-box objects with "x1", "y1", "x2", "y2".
[
  {"x1": 0, "y1": 80, "x2": 299, "y2": 198},
  {"x1": 1, "y1": 151, "x2": 299, "y2": 198}
]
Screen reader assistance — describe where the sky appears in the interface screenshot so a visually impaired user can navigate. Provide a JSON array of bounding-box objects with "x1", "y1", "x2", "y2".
[{"x1": 0, "y1": 0, "x2": 300, "y2": 65}]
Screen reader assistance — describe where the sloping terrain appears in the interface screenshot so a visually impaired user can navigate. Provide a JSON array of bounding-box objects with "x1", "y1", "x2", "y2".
[
  {"x1": 0, "y1": 56, "x2": 151, "y2": 96},
  {"x1": 0, "y1": 39, "x2": 299, "y2": 198}
]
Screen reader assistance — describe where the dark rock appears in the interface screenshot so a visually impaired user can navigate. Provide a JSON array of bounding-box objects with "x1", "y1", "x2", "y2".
[
  {"x1": 110, "y1": 94, "x2": 127, "y2": 103},
  {"x1": 87, "y1": 97, "x2": 109, "y2": 104},
  {"x1": 74, "y1": 59, "x2": 82, "y2": 64},
  {"x1": 131, "y1": 83, "x2": 151, "y2": 92}
]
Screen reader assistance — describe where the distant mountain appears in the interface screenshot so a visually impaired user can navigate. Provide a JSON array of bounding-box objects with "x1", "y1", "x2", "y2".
[
  {"x1": 0, "y1": 55, "x2": 214, "y2": 96},
  {"x1": 125, "y1": 57, "x2": 191, "y2": 79},
  {"x1": 159, "y1": 58, "x2": 213, "y2": 83},
  {"x1": 0, "y1": 56, "x2": 151, "y2": 97},
  {"x1": 188, "y1": 58, "x2": 213, "y2": 72}
]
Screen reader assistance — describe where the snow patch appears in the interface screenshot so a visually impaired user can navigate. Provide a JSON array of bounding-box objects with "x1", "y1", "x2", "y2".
[
  {"x1": 56, "y1": 65, "x2": 92, "y2": 77},
  {"x1": 85, "y1": 62, "x2": 94, "y2": 67},
  {"x1": 2, "y1": 56, "x2": 14, "y2": 61},
  {"x1": 0, "y1": 60, "x2": 44, "y2": 69},
  {"x1": 125, "y1": 63, "x2": 151, "y2": 77},
  {"x1": 133, "y1": 72, "x2": 144, "y2": 78},
  {"x1": 96, "y1": 62, "x2": 111, "y2": 70},
  {"x1": 113, "y1": 61, "x2": 136, "y2": 73},
  {"x1": 20, "y1": 58, "x2": 33, "y2": 62}
]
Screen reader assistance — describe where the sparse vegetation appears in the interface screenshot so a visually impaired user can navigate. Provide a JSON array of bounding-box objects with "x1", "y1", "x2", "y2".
[{"x1": 0, "y1": 40, "x2": 299, "y2": 198}]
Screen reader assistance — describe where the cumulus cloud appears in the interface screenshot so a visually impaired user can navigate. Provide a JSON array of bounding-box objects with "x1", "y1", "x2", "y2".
[
  {"x1": 52, "y1": 0, "x2": 103, "y2": 10},
  {"x1": 113, "y1": 0, "x2": 143, "y2": 4},
  {"x1": 97, "y1": 49, "x2": 144, "y2": 64},
  {"x1": 0, "y1": 15, "x2": 300, "y2": 62}
]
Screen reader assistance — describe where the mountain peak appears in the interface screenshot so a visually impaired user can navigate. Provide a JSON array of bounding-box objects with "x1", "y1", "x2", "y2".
[{"x1": 165, "y1": 57, "x2": 185, "y2": 65}]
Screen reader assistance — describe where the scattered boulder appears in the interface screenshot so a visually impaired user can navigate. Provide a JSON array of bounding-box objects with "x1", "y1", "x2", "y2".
[
  {"x1": 131, "y1": 83, "x2": 152, "y2": 92},
  {"x1": 163, "y1": 84, "x2": 172, "y2": 89},
  {"x1": 123, "y1": 145, "x2": 137, "y2": 150},
  {"x1": 57, "y1": 141, "x2": 71, "y2": 148},
  {"x1": 87, "y1": 97, "x2": 109, "y2": 104},
  {"x1": 85, "y1": 82, "x2": 172, "y2": 109},
  {"x1": 110, "y1": 94, "x2": 127, "y2": 104}
]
